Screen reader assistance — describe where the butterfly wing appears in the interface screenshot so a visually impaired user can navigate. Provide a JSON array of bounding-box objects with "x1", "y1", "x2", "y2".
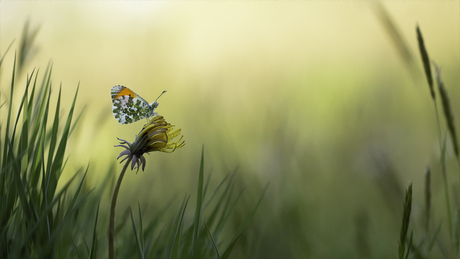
[{"x1": 111, "y1": 85, "x2": 151, "y2": 124}]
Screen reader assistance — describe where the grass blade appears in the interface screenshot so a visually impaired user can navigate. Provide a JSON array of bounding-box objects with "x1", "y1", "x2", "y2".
[
  {"x1": 0, "y1": 40, "x2": 14, "y2": 68},
  {"x1": 130, "y1": 207, "x2": 144, "y2": 259},
  {"x1": 138, "y1": 203, "x2": 144, "y2": 254},
  {"x1": 398, "y1": 183, "x2": 412, "y2": 259},
  {"x1": 89, "y1": 201, "x2": 100, "y2": 259},
  {"x1": 220, "y1": 229, "x2": 244, "y2": 259},
  {"x1": 170, "y1": 196, "x2": 189, "y2": 259},
  {"x1": 204, "y1": 221, "x2": 221, "y2": 258},
  {"x1": 432, "y1": 62, "x2": 459, "y2": 158},
  {"x1": 416, "y1": 25, "x2": 434, "y2": 100},
  {"x1": 192, "y1": 146, "x2": 205, "y2": 256}
]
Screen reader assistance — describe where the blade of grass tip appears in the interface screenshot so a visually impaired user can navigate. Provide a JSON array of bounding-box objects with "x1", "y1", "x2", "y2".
[
  {"x1": 19, "y1": 72, "x2": 35, "y2": 169},
  {"x1": 138, "y1": 203, "x2": 144, "y2": 254},
  {"x1": 89, "y1": 201, "x2": 100, "y2": 259},
  {"x1": 398, "y1": 183, "x2": 412, "y2": 259},
  {"x1": 416, "y1": 25, "x2": 434, "y2": 100},
  {"x1": 69, "y1": 187, "x2": 95, "y2": 217},
  {"x1": 48, "y1": 84, "x2": 79, "y2": 200},
  {"x1": 69, "y1": 105, "x2": 86, "y2": 136},
  {"x1": 170, "y1": 196, "x2": 189, "y2": 259},
  {"x1": 204, "y1": 221, "x2": 221, "y2": 258},
  {"x1": 2, "y1": 53, "x2": 16, "y2": 164},
  {"x1": 432, "y1": 62, "x2": 459, "y2": 159},
  {"x1": 425, "y1": 166, "x2": 431, "y2": 235},
  {"x1": 204, "y1": 167, "x2": 238, "y2": 210},
  {"x1": 192, "y1": 146, "x2": 205, "y2": 257},
  {"x1": 26, "y1": 70, "x2": 39, "y2": 160},
  {"x1": 64, "y1": 164, "x2": 89, "y2": 219},
  {"x1": 202, "y1": 172, "x2": 212, "y2": 204},
  {"x1": 220, "y1": 229, "x2": 244, "y2": 259},
  {"x1": 32, "y1": 63, "x2": 52, "y2": 126},
  {"x1": 206, "y1": 173, "x2": 237, "y2": 227},
  {"x1": 372, "y1": 2, "x2": 415, "y2": 71},
  {"x1": 237, "y1": 183, "x2": 269, "y2": 234},
  {"x1": 0, "y1": 40, "x2": 15, "y2": 68},
  {"x1": 11, "y1": 70, "x2": 34, "y2": 150},
  {"x1": 45, "y1": 84, "x2": 61, "y2": 201},
  {"x1": 213, "y1": 182, "x2": 236, "y2": 234},
  {"x1": 130, "y1": 207, "x2": 144, "y2": 259},
  {"x1": 215, "y1": 188, "x2": 245, "y2": 237}
]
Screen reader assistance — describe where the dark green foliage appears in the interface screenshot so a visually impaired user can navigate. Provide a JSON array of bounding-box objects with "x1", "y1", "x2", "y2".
[{"x1": 0, "y1": 50, "x2": 90, "y2": 258}]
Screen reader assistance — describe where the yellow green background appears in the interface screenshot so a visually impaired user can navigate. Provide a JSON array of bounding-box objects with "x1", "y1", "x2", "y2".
[{"x1": 1, "y1": 1, "x2": 459, "y2": 257}]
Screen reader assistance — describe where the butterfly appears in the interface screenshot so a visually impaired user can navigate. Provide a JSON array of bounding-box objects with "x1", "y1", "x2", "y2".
[{"x1": 111, "y1": 85, "x2": 166, "y2": 124}]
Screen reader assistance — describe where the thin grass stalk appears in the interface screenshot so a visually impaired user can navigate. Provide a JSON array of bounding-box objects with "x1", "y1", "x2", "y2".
[
  {"x1": 109, "y1": 157, "x2": 132, "y2": 259},
  {"x1": 416, "y1": 25, "x2": 453, "y2": 239},
  {"x1": 425, "y1": 167, "x2": 431, "y2": 235},
  {"x1": 398, "y1": 183, "x2": 412, "y2": 259},
  {"x1": 432, "y1": 62, "x2": 459, "y2": 161}
]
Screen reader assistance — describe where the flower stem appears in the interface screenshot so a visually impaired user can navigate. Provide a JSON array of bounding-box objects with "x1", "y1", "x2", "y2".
[{"x1": 109, "y1": 157, "x2": 132, "y2": 259}]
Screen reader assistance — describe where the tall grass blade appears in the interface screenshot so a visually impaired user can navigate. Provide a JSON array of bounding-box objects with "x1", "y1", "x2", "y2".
[
  {"x1": 398, "y1": 183, "x2": 412, "y2": 259},
  {"x1": 130, "y1": 207, "x2": 144, "y2": 259},
  {"x1": 48, "y1": 85, "x2": 79, "y2": 202},
  {"x1": 405, "y1": 231, "x2": 413, "y2": 259},
  {"x1": 204, "y1": 221, "x2": 221, "y2": 258},
  {"x1": 206, "y1": 174, "x2": 236, "y2": 227},
  {"x1": 64, "y1": 165, "x2": 90, "y2": 219},
  {"x1": 2, "y1": 53, "x2": 16, "y2": 164},
  {"x1": 425, "y1": 167, "x2": 431, "y2": 235},
  {"x1": 238, "y1": 183, "x2": 269, "y2": 233},
  {"x1": 138, "y1": 203, "x2": 145, "y2": 253},
  {"x1": 149, "y1": 227, "x2": 165, "y2": 258},
  {"x1": 220, "y1": 229, "x2": 244, "y2": 259},
  {"x1": 416, "y1": 25, "x2": 434, "y2": 100},
  {"x1": 0, "y1": 40, "x2": 14, "y2": 68},
  {"x1": 89, "y1": 201, "x2": 100, "y2": 259},
  {"x1": 170, "y1": 196, "x2": 189, "y2": 259},
  {"x1": 192, "y1": 146, "x2": 205, "y2": 257},
  {"x1": 373, "y1": 2, "x2": 415, "y2": 71},
  {"x1": 432, "y1": 62, "x2": 459, "y2": 158},
  {"x1": 45, "y1": 85, "x2": 61, "y2": 203},
  {"x1": 17, "y1": 20, "x2": 40, "y2": 74}
]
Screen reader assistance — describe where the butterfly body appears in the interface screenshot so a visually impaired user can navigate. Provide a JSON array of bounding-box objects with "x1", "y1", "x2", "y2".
[{"x1": 111, "y1": 85, "x2": 160, "y2": 124}]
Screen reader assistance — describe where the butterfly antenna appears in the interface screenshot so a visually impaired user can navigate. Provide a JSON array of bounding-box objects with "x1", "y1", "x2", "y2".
[{"x1": 155, "y1": 90, "x2": 167, "y2": 102}]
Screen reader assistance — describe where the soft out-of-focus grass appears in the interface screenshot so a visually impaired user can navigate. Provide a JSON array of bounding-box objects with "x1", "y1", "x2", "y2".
[{"x1": 1, "y1": 3, "x2": 459, "y2": 258}]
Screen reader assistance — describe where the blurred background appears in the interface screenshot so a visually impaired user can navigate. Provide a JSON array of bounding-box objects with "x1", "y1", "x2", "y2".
[{"x1": 1, "y1": 1, "x2": 459, "y2": 258}]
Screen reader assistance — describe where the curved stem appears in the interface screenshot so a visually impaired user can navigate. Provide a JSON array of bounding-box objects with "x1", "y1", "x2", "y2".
[{"x1": 109, "y1": 158, "x2": 132, "y2": 259}]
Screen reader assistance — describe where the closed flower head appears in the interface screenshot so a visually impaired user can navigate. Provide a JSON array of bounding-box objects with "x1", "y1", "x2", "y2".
[{"x1": 116, "y1": 116, "x2": 185, "y2": 172}]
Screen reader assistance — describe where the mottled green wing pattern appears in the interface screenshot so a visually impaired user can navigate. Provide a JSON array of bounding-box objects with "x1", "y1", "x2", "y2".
[
  {"x1": 112, "y1": 95, "x2": 151, "y2": 124},
  {"x1": 111, "y1": 85, "x2": 154, "y2": 124}
]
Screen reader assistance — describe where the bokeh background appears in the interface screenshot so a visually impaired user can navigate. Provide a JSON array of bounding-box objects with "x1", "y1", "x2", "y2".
[{"x1": 1, "y1": 1, "x2": 459, "y2": 258}]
